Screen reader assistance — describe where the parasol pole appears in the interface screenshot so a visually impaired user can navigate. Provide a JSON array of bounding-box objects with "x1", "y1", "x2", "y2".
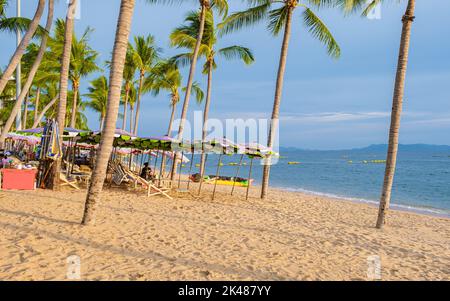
[
  {"x1": 186, "y1": 151, "x2": 195, "y2": 189},
  {"x1": 212, "y1": 153, "x2": 223, "y2": 201},
  {"x1": 198, "y1": 153, "x2": 208, "y2": 196},
  {"x1": 177, "y1": 151, "x2": 184, "y2": 188},
  {"x1": 246, "y1": 156, "x2": 254, "y2": 200},
  {"x1": 139, "y1": 150, "x2": 144, "y2": 175},
  {"x1": 231, "y1": 154, "x2": 244, "y2": 196}
]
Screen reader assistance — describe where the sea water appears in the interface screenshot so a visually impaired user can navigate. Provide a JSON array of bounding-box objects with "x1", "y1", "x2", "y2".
[{"x1": 182, "y1": 149, "x2": 450, "y2": 218}]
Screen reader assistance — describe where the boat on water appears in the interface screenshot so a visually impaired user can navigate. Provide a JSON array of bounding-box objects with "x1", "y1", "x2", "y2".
[{"x1": 189, "y1": 173, "x2": 253, "y2": 187}]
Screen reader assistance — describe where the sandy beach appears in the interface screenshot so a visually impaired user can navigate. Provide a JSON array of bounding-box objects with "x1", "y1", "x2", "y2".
[{"x1": 0, "y1": 182, "x2": 449, "y2": 281}]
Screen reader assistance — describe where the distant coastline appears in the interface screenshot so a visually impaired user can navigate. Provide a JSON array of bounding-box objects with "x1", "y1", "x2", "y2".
[{"x1": 279, "y1": 144, "x2": 450, "y2": 153}]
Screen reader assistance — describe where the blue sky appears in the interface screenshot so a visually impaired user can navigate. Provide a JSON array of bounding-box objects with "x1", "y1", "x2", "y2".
[{"x1": 1, "y1": 0, "x2": 449, "y2": 149}]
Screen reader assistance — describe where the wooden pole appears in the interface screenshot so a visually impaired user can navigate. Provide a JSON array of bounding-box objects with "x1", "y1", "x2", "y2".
[
  {"x1": 246, "y1": 157, "x2": 254, "y2": 200},
  {"x1": 231, "y1": 154, "x2": 244, "y2": 196},
  {"x1": 177, "y1": 151, "x2": 184, "y2": 188},
  {"x1": 212, "y1": 153, "x2": 223, "y2": 201},
  {"x1": 186, "y1": 151, "x2": 195, "y2": 189},
  {"x1": 139, "y1": 151, "x2": 144, "y2": 175},
  {"x1": 198, "y1": 153, "x2": 208, "y2": 196}
]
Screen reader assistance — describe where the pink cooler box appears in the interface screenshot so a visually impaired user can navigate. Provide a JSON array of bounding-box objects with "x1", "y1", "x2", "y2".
[{"x1": 1, "y1": 169, "x2": 37, "y2": 190}]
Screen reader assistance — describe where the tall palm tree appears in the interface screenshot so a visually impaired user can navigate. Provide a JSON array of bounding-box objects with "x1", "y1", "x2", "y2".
[
  {"x1": 221, "y1": 0, "x2": 340, "y2": 199},
  {"x1": 146, "y1": 60, "x2": 204, "y2": 175},
  {"x1": 147, "y1": 60, "x2": 204, "y2": 135},
  {"x1": 171, "y1": 10, "x2": 254, "y2": 177},
  {"x1": 53, "y1": 0, "x2": 78, "y2": 189},
  {"x1": 69, "y1": 29, "x2": 101, "y2": 128},
  {"x1": 0, "y1": 0, "x2": 46, "y2": 96},
  {"x1": 121, "y1": 47, "x2": 137, "y2": 130},
  {"x1": 86, "y1": 76, "x2": 108, "y2": 130},
  {"x1": 376, "y1": 0, "x2": 416, "y2": 229},
  {"x1": 82, "y1": 0, "x2": 136, "y2": 226},
  {"x1": 149, "y1": 0, "x2": 229, "y2": 179},
  {"x1": 31, "y1": 82, "x2": 59, "y2": 128},
  {"x1": 0, "y1": 0, "x2": 54, "y2": 145},
  {"x1": 338, "y1": 0, "x2": 416, "y2": 228},
  {"x1": 129, "y1": 34, "x2": 160, "y2": 135}
]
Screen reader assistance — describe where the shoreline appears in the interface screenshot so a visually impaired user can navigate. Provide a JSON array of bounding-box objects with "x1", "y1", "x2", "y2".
[{"x1": 270, "y1": 185, "x2": 450, "y2": 220}]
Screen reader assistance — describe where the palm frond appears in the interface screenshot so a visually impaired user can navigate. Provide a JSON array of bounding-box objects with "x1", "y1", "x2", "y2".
[{"x1": 302, "y1": 7, "x2": 341, "y2": 58}]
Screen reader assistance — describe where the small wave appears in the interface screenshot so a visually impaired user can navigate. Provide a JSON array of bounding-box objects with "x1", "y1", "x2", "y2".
[{"x1": 277, "y1": 186, "x2": 450, "y2": 219}]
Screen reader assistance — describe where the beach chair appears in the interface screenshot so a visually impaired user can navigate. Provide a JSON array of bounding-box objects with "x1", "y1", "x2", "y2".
[
  {"x1": 123, "y1": 168, "x2": 173, "y2": 200},
  {"x1": 59, "y1": 173, "x2": 80, "y2": 190},
  {"x1": 108, "y1": 161, "x2": 129, "y2": 186}
]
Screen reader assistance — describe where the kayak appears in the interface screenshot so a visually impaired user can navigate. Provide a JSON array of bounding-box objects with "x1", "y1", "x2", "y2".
[{"x1": 189, "y1": 173, "x2": 253, "y2": 187}]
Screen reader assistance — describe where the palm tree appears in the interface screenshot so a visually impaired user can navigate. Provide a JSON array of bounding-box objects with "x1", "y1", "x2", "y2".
[
  {"x1": 0, "y1": 0, "x2": 54, "y2": 146},
  {"x1": 0, "y1": 0, "x2": 46, "y2": 96},
  {"x1": 171, "y1": 10, "x2": 254, "y2": 177},
  {"x1": 148, "y1": 60, "x2": 204, "y2": 135},
  {"x1": 148, "y1": 0, "x2": 229, "y2": 179},
  {"x1": 121, "y1": 47, "x2": 137, "y2": 130},
  {"x1": 31, "y1": 82, "x2": 59, "y2": 128},
  {"x1": 220, "y1": 0, "x2": 340, "y2": 199},
  {"x1": 129, "y1": 35, "x2": 160, "y2": 135},
  {"x1": 53, "y1": 0, "x2": 78, "y2": 189},
  {"x1": 146, "y1": 60, "x2": 204, "y2": 175},
  {"x1": 338, "y1": 0, "x2": 416, "y2": 228},
  {"x1": 82, "y1": 0, "x2": 136, "y2": 226},
  {"x1": 86, "y1": 76, "x2": 108, "y2": 130},
  {"x1": 69, "y1": 29, "x2": 101, "y2": 128}
]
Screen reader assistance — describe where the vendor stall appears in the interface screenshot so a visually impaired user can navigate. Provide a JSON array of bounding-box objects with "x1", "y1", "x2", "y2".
[{"x1": 1, "y1": 168, "x2": 37, "y2": 190}]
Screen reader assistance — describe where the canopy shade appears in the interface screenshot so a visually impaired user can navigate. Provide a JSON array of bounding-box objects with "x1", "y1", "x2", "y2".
[
  {"x1": 18, "y1": 127, "x2": 88, "y2": 138},
  {"x1": 74, "y1": 132, "x2": 276, "y2": 158}
]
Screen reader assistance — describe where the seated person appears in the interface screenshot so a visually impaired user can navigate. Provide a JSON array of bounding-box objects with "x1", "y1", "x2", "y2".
[
  {"x1": 1, "y1": 154, "x2": 10, "y2": 168},
  {"x1": 140, "y1": 163, "x2": 154, "y2": 181}
]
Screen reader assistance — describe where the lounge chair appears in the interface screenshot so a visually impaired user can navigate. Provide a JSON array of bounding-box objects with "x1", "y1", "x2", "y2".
[
  {"x1": 59, "y1": 173, "x2": 80, "y2": 190},
  {"x1": 122, "y1": 168, "x2": 173, "y2": 200}
]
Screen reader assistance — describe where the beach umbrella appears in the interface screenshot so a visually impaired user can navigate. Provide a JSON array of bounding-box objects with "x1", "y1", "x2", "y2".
[
  {"x1": 20, "y1": 127, "x2": 88, "y2": 137},
  {"x1": 46, "y1": 121, "x2": 62, "y2": 160}
]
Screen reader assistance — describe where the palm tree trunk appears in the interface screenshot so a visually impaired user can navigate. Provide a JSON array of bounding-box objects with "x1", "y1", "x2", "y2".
[
  {"x1": 171, "y1": 4, "x2": 207, "y2": 180},
  {"x1": 0, "y1": 0, "x2": 46, "y2": 96},
  {"x1": 82, "y1": 0, "x2": 136, "y2": 226},
  {"x1": 100, "y1": 116, "x2": 105, "y2": 131},
  {"x1": 129, "y1": 105, "x2": 134, "y2": 133},
  {"x1": 260, "y1": 6, "x2": 294, "y2": 199},
  {"x1": 53, "y1": 0, "x2": 78, "y2": 190},
  {"x1": 200, "y1": 60, "x2": 213, "y2": 178},
  {"x1": 32, "y1": 94, "x2": 59, "y2": 128},
  {"x1": 133, "y1": 72, "x2": 144, "y2": 135},
  {"x1": 23, "y1": 92, "x2": 29, "y2": 129},
  {"x1": 122, "y1": 85, "x2": 129, "y2": 130},
  {"x1": 70, "y1": 83, "x2": 79, "y2": 128},
  {"x1": 160, "y1": 101, "x2": 177, "y2": 176},
  {"x1": 34, "y1": 88, "x2": 41, "y2": 124},
  {"x1": 167, "y1": 101, "x2": 177, "y2": 135},
  {"x1": 376, "y1": 0, "x2": 416, "y2": 229},
  {"x1": 0, "y1": 0, "x2": 53, "y2": 146}
]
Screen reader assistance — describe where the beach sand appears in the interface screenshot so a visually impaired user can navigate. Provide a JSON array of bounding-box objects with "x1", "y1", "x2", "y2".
[{"x1": 0, "y1": 181, "x2": 449, "y2": 281}]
